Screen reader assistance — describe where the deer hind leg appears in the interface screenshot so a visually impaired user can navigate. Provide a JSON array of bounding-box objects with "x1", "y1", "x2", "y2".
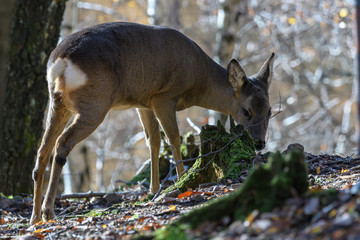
[
  {"x1": 41, "y1": 106, "x2": 109, "y2": 221},
  {"x1": 137, "y1": 109, "x2": 161, "y2": 193},
  {"x1": 30, "y1": 93, "x2": 72, "y2": 224},
  {"x1": 153, "y1": 102, "x2": 185, "y2": 181}
]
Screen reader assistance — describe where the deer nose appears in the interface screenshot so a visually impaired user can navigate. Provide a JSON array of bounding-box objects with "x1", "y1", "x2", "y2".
[{"x1": 255, "y1": 140, "x2": 266, "y2": 150}]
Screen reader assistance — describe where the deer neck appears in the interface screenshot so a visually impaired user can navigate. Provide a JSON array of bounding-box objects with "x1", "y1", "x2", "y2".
[{"x1": 196, "y1": 62, "x2": 234, "y2": 115}]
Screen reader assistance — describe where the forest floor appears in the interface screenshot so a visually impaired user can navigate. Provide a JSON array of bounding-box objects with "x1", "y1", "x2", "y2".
[{"x1": 1, "y1": 150, "x2": 360, "y2": 239}]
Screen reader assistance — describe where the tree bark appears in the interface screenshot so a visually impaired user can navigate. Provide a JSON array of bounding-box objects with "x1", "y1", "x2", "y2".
[
  {"x1": 0, "y1": 1, "x2": 15, "y2": 140},
  {"x1": 0, "y1": 0, "x2": 67, "y2": 195}
]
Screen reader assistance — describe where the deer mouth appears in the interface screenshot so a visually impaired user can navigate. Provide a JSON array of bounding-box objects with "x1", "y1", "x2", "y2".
[{"x1": 254, "y1": 140, "x2": 266, "y2": 151}]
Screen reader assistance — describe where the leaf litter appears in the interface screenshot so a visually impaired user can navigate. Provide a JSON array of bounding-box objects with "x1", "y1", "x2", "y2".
[{"x1": 2, "y1": 149, "x2": 360, "y2": 239}]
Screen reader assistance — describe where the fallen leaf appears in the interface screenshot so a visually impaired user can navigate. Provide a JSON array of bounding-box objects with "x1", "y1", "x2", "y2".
[
  {"x1": 329, "y1": 209, "x2": 337, "y2": 218},
  {"x1": 339, "y1": 8, "x2": 348, "y2": 18},
  {"x1": 126, "y1": 225, "x2": 135, "y2": 231},
  {"x1": 202, "y1": 192, "x2": 213, "y2": 196},
  {"x1": 244, "y1": 210, "x2": 259, "y2": 227},
  {"x1": 76, "y1": 217, "x2": 84, "y2": 223},
  {"x1": 177, "y1": 191, "x2": 193, "y2": 199},
  {"x1": 316, "y1": 166, "x2": 321, "y2": 174},
  {"x1": 33, "y1": 233, "x2": 45, "y2": 238},
  {"x1": 102, "y1": 224, "x2": 107, "y2": 229},
  {"x1": 137, "y1": 216, "x2": 150, "y2": 223},
  {"x1": 288, "y1": 17, "x2": 297, "y2": 25},
  {"x1": 141, "y1": 225, "x2": 153, "y2": 231},
  {"x1": 309, "y1": 226, "x2": 322, "y2": 234},
  {"x1": 341, "y1": 168, "x2": 349, "y2": 174},
  {"x1": 168, "y1": 205, "x2": 176, "y2": 211},
  {"x1": 266, "y1": 226, "x2": 279, "y2": 234}
]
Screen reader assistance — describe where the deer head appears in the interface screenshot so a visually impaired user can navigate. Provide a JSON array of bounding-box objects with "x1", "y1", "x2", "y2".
[{"x1": 227, "y1": 53, "x2": 275, "y2": 150}]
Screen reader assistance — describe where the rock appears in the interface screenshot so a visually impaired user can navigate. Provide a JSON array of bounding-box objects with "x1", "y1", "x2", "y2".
[
  {"x1": 104, "y1": 193, "x2": 122, "y2": 204},
  {"x1": 304, "y1": 197, "x2": 320, "y2": 215},
  {"x1": 282, "y1": 143, "x2": 304, "y2": 155}
]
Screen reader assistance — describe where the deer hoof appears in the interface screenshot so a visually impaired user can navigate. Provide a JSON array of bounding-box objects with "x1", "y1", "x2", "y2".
[
  {"x1": 29, "y1": 214, "x2": 41, "y2": 225},
  {"x1": 42, "y1": 208, "x2": 55, "y2": 222}
]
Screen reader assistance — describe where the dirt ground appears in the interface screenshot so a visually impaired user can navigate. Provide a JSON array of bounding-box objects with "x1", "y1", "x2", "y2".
[{"x1": 1, "y1": 151, "x2": 360, "y2": 239}]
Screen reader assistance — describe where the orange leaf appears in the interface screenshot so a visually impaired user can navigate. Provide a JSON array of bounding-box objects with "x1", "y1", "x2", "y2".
[
  {"x1": 34, "y1": 233, "x2": 45, "y2": 238},
  {"x1": 202, "y1": 192, "x2": 213, "y2": 196},
  {"x1": 0, "y1": 218, "x2": 5, "y2": 224},
  {"x1": 177, "y1": 191, "x2": 193, "y2": 199},
  {"x1": 126, "y1": 225, "x2": 135, "y2": 231},
  {"x1": 34, "y1": 229, "x2": 44, "y2": 233},
  {"x1": 316, "y1": 166, "x2": 321, "y2": 174},
  {"x1": 152, "y1": 223, "x2": 164, "y2": 229},
  {"x1": 137, "y1": 217, "x2": 150, "y2": 223},
  {"x1": 245, "y1": 211, "x2": 257, "y2": 226},
  {"x1": 34, "y1": 220, "x2": 45, "y2": 226},
  {"x1": 141, "y1": 225, "x2": 153, "y2": 231},
  {"x1": 168, "y1": 205, "x2": 176, "y2": 211}
]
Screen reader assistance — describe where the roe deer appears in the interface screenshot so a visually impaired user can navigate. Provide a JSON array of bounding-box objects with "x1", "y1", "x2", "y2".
[{"x1": 30, "y1": 22, "x2": 275, "y2": 224}]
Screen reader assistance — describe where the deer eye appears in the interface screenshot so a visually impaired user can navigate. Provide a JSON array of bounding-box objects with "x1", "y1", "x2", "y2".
[{"x1": 242, "y1": 108, "x2": 251, "y2": 119}]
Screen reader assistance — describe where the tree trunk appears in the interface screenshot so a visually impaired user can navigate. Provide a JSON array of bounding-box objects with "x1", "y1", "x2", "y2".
[
  {"x1": 211, "y1": 0, "x2": 248, "y2": 125},
  {"x1": 0, "y1": 0, "x2": 67, "y2": 195},
  {"x1": 0, "y1": 1, "x2": 15, "y2": 140}
]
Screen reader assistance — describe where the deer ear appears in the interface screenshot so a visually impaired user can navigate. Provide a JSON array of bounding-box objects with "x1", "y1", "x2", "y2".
[
  {"x1": 227, "y1": 59, "x2": 247, "y2": 92},
  {"x1": 257, "y1": 52, "x2": 275, "y2": 88}
]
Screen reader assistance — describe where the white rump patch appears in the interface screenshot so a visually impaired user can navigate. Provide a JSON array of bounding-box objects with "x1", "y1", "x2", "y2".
[
  {"x1": 47, "y1": 58, "x2": 66, "y2": 84},
  {"x1": 48, "y1": 58, "x2": 87, "y2": 92},
  {"x1": 63, "y1": 59, "x2": 87, "y2": 90}
]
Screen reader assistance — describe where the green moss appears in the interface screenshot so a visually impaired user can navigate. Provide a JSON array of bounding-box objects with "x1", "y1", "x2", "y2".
[
  {"x1": 175, "y1": 150, "x2": 308, "y2": 228},
  {"x1": 163, "y1": 121, "x2": 255, "y2": 193},
  {"x1": 153, "y1": 224, "x2": 191, "y2": 240}
]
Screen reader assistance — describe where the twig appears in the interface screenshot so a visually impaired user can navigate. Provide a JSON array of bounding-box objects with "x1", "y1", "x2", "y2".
[
  {"x1": 56, "y1": 191, "x2": 114, "y2": 200},
  {"x1": 187, "y1": 117, "x2": 201, "y2": 134}
]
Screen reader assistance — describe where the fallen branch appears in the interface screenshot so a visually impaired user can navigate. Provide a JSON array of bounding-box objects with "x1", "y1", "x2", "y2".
[{"x1": 56, "y1": 191, "x2": 114, "y2": 200}]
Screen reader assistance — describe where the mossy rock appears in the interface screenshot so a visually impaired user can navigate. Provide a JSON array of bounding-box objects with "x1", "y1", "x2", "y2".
[
  {"x1": 152, "y1": 150, "x2": 308, "y2": 240},
  {"x1": 163, "y1": 121, "x2": 255, "y2": 193},
  {"x1": 179, "y1": 150, "x2": 308, "y2": 227}
]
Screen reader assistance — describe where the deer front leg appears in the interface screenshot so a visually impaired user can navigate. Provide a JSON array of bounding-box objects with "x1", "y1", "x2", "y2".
[
  {"x1": 137, "y1": 109, "x2": 161, "y2": 193},
  {"x1": 153, "y1": 102, "x2": 185, "y2": 181},
  {"x1": 30, "y1": 95, "x2": 71, "y2": 224}
]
